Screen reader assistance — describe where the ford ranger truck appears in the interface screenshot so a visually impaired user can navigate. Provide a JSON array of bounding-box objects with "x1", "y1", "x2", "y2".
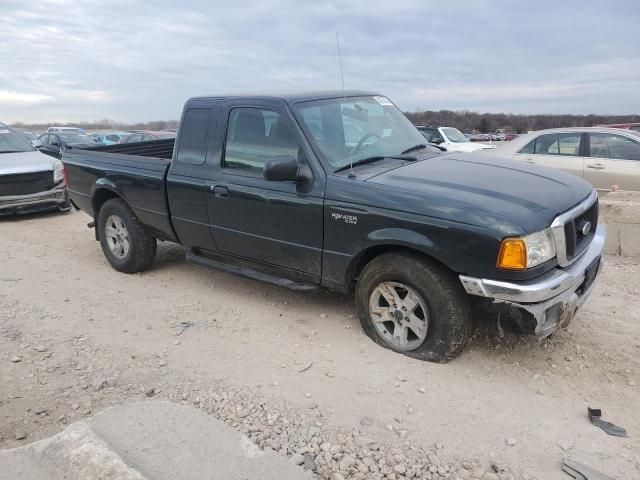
[{"x1": 62, "y1": 91, "x2": 606, "y2": 362}]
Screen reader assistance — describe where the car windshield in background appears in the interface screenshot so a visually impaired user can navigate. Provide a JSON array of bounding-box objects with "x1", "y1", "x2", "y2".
[
  {"x1": 295, "y1": 96, "x2": 430, "y2": 170},
  {"x1": 0, "y1": 128, "x2": 34, "y2": 153},
  {"x1": 59, "y1": 134, "x2": 95, "y2": 143},
  {"x1": 19, "y1": 131, "x2": 38, "y2": 141},
  {"x1": 442, "y1": 127, "x2": 470, "y2": 143}
]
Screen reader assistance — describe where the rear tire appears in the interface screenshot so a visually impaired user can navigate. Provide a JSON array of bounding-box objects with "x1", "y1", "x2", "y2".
[
  {"x1": 355, "y1": 252, "x2": 472, "y2": 363},
  {"x1": 97, "y1": 198, "x2": 157, "y2": 273}
]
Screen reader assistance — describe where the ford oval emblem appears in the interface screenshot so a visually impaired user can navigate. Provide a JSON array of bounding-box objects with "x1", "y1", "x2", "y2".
[{"x1": 580, "y1": 221, "x2": 592, "y2": 236}]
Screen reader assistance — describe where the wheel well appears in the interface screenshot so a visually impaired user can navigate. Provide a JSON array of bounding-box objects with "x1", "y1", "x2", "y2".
[
  {"x1": 92, "y1": 189, "x2": 119, "y2": 218},
  {"x1": 92, "y1": 189, "x2": 120, "y2": 240},
  {"x1": 349, "y1": 245, "x2": 448, "y2": 286}
]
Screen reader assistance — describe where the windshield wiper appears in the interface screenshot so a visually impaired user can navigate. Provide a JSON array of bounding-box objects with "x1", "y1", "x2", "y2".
[
  {"x1": 401, "y1": 143, "x2": 428, "y2": 154},
  {"x1": 334, "y1": 155, "x2": 416, "y2": 173}
]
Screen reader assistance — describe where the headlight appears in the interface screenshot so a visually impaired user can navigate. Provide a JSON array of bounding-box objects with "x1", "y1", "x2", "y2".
[
  {"x1": 497, "y1": 228, "x2": 556, "y2": 270},
  {"x1": 53, "y1": 160, "x2": 65, "y2": 184}
]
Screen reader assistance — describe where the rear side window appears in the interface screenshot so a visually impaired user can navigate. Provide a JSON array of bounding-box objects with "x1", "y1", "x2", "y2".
[
  {"x1": 518, "y1": 139, "x2": 535, "y2": 154},
  {"x1": 523, "y1": 133, "x2": 581, "y2": 156},
  {"x1": 176, "y1": 108, "x2": 213, "y2": 165}
]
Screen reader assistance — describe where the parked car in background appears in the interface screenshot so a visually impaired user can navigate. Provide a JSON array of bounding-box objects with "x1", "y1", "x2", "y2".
[
  {"x1": 596, "y1": 123, "x2": 640, "y2": 133},
  {"x1": 119, "y1": 131, "x2": 176, "y2": 144},
  {"x1": 480, "y1": 127, "x2": 640, "y2": 191},
  {"x1": 503, "y1": 133, "x2": 519, "y2": 141},
  {"x1": 14, "y1": 129, "x2": 42, "y2": 148},
  {"x1": 47, "y1": 126, "x2": 86, "y2": 134},
  {"x1": 417, "y1": 126, "x2": 495, "y2": 152},
  {"x1": 38, "y1": 132, "x2": 98, "y2": 158},
  {"x1": 100, "y1": 132, "x2": 129, "y2": 145},
  {"x1": 0, "y1": 123, "x2": 70, "y2": 215}
]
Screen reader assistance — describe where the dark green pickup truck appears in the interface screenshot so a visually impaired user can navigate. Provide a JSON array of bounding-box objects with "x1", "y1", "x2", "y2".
[{"x1": 62, "y1": 91, "x2": 606, "y2": 362}]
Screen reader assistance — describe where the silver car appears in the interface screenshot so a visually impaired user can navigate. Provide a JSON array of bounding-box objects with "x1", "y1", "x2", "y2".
[
  {"x1": 482, "y1": 127, "x2": 640, "y2": 192},
  {"x1": 0, "y1": 123, "x2": 70, "y2": 215}
]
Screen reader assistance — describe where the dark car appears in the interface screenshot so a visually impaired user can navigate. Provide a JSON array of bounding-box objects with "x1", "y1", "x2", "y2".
[
  {"x1": 38, "y1": 132, "x2": 97, "y2": 158},
  {"x1": 62, "y1": 91, "x2": 605, "y2": 363},
  {"x1": 119, "y1": 131, "x2": 176, "y2": 144}
]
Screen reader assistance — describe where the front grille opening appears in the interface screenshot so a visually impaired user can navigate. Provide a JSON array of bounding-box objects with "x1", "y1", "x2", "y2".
[
  {"x1": 564, "y1": 199, "x2": 598, "y2": 262},
  {"x1": 0, "y1": 171, "x2": 55, "y2": 196}
]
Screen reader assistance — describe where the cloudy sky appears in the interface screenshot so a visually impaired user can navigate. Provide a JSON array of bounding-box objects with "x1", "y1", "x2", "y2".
[{"x1": 1, "y1": 0, "x2": 639, "y2": 123}]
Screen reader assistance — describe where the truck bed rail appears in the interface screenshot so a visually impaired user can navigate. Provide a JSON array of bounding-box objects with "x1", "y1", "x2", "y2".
[{"x1": 75, "y1": 138, "x2": 175, "y2": 160}]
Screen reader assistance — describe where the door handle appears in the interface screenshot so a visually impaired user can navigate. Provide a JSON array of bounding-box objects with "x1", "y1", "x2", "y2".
[
  {"x1": 525, "y1": 158, "x2": 535, "y2": 163},
  {"x1": 211, "y1": 185, "x2": 229, "y2": 198},
  {"x1": 586, "y1": 163, "x2": 605, "y2": 170}
]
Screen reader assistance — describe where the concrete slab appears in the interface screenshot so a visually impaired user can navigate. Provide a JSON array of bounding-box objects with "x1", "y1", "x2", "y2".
[
  {"x1": 0, "y1": 401, "x2": 313, "y2": 480},
  {"x1": 599, "y1": 190, "x2": 640, "y2": 258}
]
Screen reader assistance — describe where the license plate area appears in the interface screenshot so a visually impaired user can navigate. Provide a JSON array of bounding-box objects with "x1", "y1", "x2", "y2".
[{"x1": 577, "y1": 256, "x2": 601, "y2": 295}]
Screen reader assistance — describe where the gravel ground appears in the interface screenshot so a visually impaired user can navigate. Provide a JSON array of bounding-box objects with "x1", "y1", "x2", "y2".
[{"x1": 1, "y1": 210, "x2": 639, "y2": 480}]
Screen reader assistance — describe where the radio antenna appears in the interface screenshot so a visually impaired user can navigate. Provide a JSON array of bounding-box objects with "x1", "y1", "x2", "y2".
[{"x1": 336, "y1": 32, "x2": 354, "y2": 178}]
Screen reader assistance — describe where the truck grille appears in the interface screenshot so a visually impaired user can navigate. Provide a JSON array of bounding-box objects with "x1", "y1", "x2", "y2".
[
  {"x1": 551, "y1": 191, "x2": 599, "y2": 267},
  {"x1": 0, "y1": 171, "x2": 55, "y2": 196}
]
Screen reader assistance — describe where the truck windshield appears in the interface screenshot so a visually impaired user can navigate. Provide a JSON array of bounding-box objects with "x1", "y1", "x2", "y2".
[
  {"x1": 0, "y1": 128, "x2": 35, "y2": 153},
  {"x1": 442, "y1": 127, "x2": 470, "y2": 143},
  {"x1": 294, "y1": 96, "x2": 429, "y2": 170}
]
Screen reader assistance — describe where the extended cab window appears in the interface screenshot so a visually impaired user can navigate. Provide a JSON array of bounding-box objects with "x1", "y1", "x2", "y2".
[
  {"x1": 177, "y1": 108, "x2": 212, "y2": 164},
  {"x1": 526, "y1": 133, "x2": 581, "y2": 156},
  {"x1": 223, "y1": 108, "x2": 299, "y2": 172},
  {"x1": 589, "y1": 133, "x2": 640, "y2": 160}
]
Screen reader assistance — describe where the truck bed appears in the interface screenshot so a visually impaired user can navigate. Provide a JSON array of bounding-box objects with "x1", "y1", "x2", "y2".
[
  {"x1": 62, "y1": 139, "x2": 177, "y2": 241},
  {"x1": 85, "y1": 138, "x2": 175, "y2": 160}
]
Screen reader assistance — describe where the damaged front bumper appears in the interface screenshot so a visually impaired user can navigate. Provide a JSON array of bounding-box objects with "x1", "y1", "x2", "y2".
[
  {"x1": 459, "y1": 224, "x2": 606, "y2": 338},
  {"x1": 0, "y1": 183, "x2": 68, "y2": 214}
]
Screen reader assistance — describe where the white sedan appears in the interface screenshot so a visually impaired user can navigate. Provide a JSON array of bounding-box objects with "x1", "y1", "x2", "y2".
[{"x1": 478, "y1": 127, "x2": 640, "y2": 192}]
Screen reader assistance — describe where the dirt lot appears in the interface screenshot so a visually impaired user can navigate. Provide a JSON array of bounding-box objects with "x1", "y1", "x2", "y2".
[{"x1": 1, "y1": 210, "x2": 638, "y2": 479}]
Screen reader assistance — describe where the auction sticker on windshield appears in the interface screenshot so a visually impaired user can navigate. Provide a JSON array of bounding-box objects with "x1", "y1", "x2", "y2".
[{"x1": 373, "y1": 96, "x2": 393, "y2": 106}]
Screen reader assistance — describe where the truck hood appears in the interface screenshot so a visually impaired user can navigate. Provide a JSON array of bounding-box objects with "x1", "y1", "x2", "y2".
[
  {"x1": 366, "y1": 153, "x2": 594, "y2": 234},
  {"x1": 0, "y1": 150, "x2": 56, "y2": 175}
]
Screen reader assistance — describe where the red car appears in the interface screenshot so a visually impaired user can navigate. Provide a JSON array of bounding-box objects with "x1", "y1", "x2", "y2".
[{"x1": 597, "y1": 123, "x2": 640, "y2": 133}]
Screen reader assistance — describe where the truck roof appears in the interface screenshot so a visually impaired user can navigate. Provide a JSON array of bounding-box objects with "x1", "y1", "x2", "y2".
[{"x1": 187, "y1": 90, "x2": 380, "y2": 105}]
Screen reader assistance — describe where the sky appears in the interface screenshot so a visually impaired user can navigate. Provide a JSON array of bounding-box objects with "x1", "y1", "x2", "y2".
[{"x1": 1, "y1": 0, "x2": 639, "y2": 123}]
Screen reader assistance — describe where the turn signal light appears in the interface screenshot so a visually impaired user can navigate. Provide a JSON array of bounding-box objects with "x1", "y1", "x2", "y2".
[{"x1": 497, "y1": 238, "x2": 527, "y2": 270}]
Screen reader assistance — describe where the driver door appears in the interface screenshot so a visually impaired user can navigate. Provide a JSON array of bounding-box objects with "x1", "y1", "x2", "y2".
[{"x1": 206, "y1": 105, "x2": 324, "y2": 277}]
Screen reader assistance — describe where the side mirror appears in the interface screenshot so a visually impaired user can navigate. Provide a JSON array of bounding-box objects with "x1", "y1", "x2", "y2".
[
  {"x1": 431, "y1": 138, "x2": 443, "y2": 145},
  {"x1": 264, "y1": 156, "x2": 299, "y2": 182},
  {"x1": 51, "y1": 142, "x2": 60, "y2": 147}
]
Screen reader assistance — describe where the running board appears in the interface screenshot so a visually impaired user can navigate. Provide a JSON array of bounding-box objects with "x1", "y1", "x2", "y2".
[{"x1": 185, "y1": 250, "x2": 319, "y2": 292}]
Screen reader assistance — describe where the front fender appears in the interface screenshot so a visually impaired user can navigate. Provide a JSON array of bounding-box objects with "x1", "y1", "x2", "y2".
[{"x1": 366, "y1": 228, "x2": 438, "y2": 254}]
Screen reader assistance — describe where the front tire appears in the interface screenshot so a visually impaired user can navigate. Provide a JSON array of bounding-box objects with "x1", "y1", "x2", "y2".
[
  {"x1": 356, "y1": 252, "x2": 472, "y2": 363},
  {"x1": 97, "y1": 198, "x2": 157, "y2": 273}
]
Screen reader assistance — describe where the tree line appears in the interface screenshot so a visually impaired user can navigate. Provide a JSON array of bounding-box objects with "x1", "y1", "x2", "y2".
[
  {"x1": 10, "y1": 118, "x2": 179, "y2": 132},
  {"x1": 10, "y1": 111, "x2": 640, "y2": 135},
  {"x1": 403, "y1": 110, "x2": 640, "y2": 133}
]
